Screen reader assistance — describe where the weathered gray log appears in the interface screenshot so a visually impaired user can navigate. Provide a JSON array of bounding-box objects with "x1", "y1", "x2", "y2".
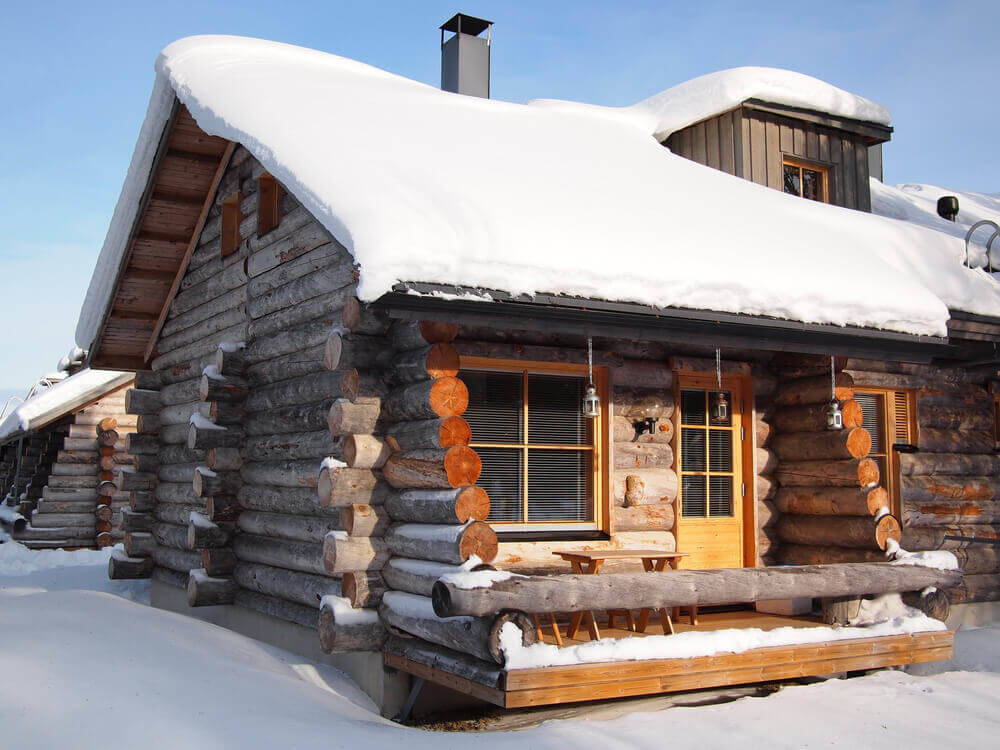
[
  {"x1": 247, "y1": 252, "x2": 355, "y2": 319},
  {"x1": 317, "y1": 465, "x2": 387, "y2": 506},
  {"x1": 901, "y1": 475, "x2": 1000, "y2": 504},
  {"x1": 385, "y1": 521, "x2": 498, "y2": 564},
  {"x1": 326, "y1": 399, "x2": 380, "y2": 436},
  {"x1": 772, "y1": 400, "x2": 864, "y2": 433},
  {"x1": 384, "y1": 417, "x2": 471, "y2": 454},
  {"x1": 187, "y1": 569, "x2": 238, "y2": 606},
  {"x1": 125, "y1": 389, "x2": 162, "y2": 415},
  {"x1": 109, "y1": 551, "x2": 153, "y2": 579},
  {"x1": 244, "y1": 344, "x2": 325, "y2": 388},
  {"x1": 152, "y1": 543, "x2": 201, "y2": 573},
  {"x1": 121, "y1": 509, "x2": 154, "y2": 532},
  {"x1": 902, "y1": 588, "x2": 951, "y2": 621},
  {"x1": 382, "y1": 557, "x2": 492, "y2": 598},
  {"x1": 775, "y1": 458, "x2": 880, "y2": 488},
  {"x1": 772, "y1": 428, "x2": 872, "y2": 462},
  {"x1": 384, "y1": 486, "x2": 490, "y2": 524},
  {"x1": 126, "y1": 434, "x2": 159, "y2": 455},
  {"x1": 249, "y1": 295, "x2": 344, "y2": 341},
  {"x1": 902, "y1": 524, "x2": 1000, "y2": 551},
  {"x1": 244, "y1": 431, "x2": 339, "y2": 463},
  {"x1": 246, "y1": 319, "x2": 330, "y2": 365},
  {"x1": 188, "y1": 424, "x2": 243, "y2": 450},
  {"x1": 155, "y1": 482, "x2": 199, "y2": 505},
  {"x1": 774, "y1": 487, "x2": 889, "y2": 517},
  {"x1": 160, "y1": 378, "x2": 204, "y2": 407},
  {"x1": 206, "y1": 495, "x2": 241, "y2": 524},
  {"x1": 776, "y1": 514, "x2": 901, "y2": 550},
  {"x1": 237, "y1": 485, "x2": 337, "y2": 517},
  {"x1": 160, "y1": 288, "x2": 245, "y2": 347},
  {"x1": 171, "y1": 260, "x2": 248, "y2": 316},
  {"x1": 383, "y1": 377, "x2": 469, "y2": 422},
  {"x1": 191, "y1": 468, "x2": 241, "y2": 498},
  {"x1": 159, "y1": 444, "x2": 206, "y2": 465},
  {"x1": 382, "y1": 447, "x2": 482, "y2": 490},
  {"x1": 431, "y1": 562, "x2": 964, "y2": 619},
  {"x1": 341, "y1": 369, "x2": 387, "y2": 402},
  {"x1": 918, "y1": 404, "x2": 992, "y2": 431},
  {"x1": 388, "y1": 321, "x2": 459, "y2": 350},
  {"x1": 202, "y1": 547, "x2": 238, "y2": 577},
  {"x1": 383, "y1": 636, "x2": 502, "y2": 688},
  {"x1": 613, "y1": 503, "x2": 675, "y2": 532},
  {"x1": 234, "y1": 562, "x2": 340, "y2": 609},
  {"x1": 380, "y1": 592, "x2": 536, "y2": 665},
  {"x1": 213, "y1": 344, "x2": 247, "y2": 377},
  {"x1": 341, "y1": 571, "x2": 387, "y2": 608},
  {"x1": 29, "y1": 513, "x2": 96, "y2": 529},
  {"x1": 387, "y1": 344, "x2": 461, "y2": 385},
  {"x1": 244, "y1": 371, "x2": 344, "y2": 414},
  {"x1": 130, "y1": 491, "x2": 155, "y2": 512},
  {"x1": 207, "y1": 447, "x2": 243, "y2": 472},
  {"x1": 134, "y1": 370, "x2": 161, "y2": 390},
  {"x1": 342, "y1": 435, "x2": 392, "y2": 469},
  {"x1": 239, "y1": 459, "x2": 319, "y2": 488},
  {"x1": 777, "y1": 544, "x2": 887, "y2": 565},
  {"x1": 948, "y1": 573, "x2": 1000, "y2": 603},
  {"x1": 200, "y1": 374, "x2": 249, "y2": 403},
  {"x1": 904, "y1": 499, "x2": 1000, "y2": 527},
  {"x1": 899, "y1": 452, "x2": 1000, "y2": 477},
  {"x1": 318, "y1": 597, "x2": 386, "y2": 653},
  {"x1": 245, "y1": 400, "x2": 332, "y2": 436},
  {"x1": 34, "y1": 499, "x2": 97, "y2": 514},
  {"x1": 774, "y1": 372, "x2": 854, "y2": 407},
  {"x1": 237, "y1": 511, "x2": 339, "y2": 543},
  {"x1": 115, "y1": 471, "x2": 156, "y2": 492},
  {"x1": 919, "y1": 429, "x2": 994, "y2": 455},
  {"x1": 124, "y1": 531, "x2": 155, "y2": 557},
  {"x1": 187, "y1": 513, "x2": 232, "y2": 549},
  {"x1": 232, "y1": 534, "x2": 326, "y2": 576},
  {"x1": 323, "y1": 332, "x2": 388, "y2": 371},
  {"x1": 339, "y1": 503, "x2": 390, "y2": 537},
  {"x1": 49, "y1": 475, "x2": 100, "y2": 489},
  {"x1": 322, "y1": 532, "x2": 390, "y2": 573},
  {"x1": 50, "y1": 463, "x2": 99, "y2": 477},
  {"x1": 341, "y1": 297, "x2": 389, "y2": 336}
]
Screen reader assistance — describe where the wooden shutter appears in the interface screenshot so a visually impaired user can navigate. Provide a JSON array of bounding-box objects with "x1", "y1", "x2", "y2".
[
  {"x1": 221, "y1": 192, "x2": 242, "y2": 257},
  {"x1": 257, "y1": 174, "x2": 283, "y2": 236},
  {"x1": 892, "y1": 391, "x2": 912, "y2": 444}
]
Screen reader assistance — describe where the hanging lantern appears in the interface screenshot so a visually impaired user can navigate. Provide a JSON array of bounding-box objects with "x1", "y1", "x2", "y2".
[
  {"x1": 710, "y1": 391, "x2": 729, "y2": 423},
  {"x1": 582, "y1": 337, "x2": 601, "y2": 419},
  {"x1": 826, "y1": 400, "x2": 843, "y2": 430}
]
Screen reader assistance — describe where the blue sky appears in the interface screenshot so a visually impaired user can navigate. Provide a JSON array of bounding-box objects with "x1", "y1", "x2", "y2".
[{"x1": 0, "y1": 0, "x2": 996, "y2": 392}]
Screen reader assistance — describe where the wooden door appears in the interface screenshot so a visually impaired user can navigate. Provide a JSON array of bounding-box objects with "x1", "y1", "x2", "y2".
[{"x1": 674, "y1": 374, "x2": 748, "y2": 570}]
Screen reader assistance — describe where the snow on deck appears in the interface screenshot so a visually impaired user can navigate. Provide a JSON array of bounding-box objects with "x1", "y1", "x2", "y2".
[
  {"x1": 75, "y1": 36, "x2": 1000, "y2": 348},
  {"x1": 0, "y1": 368, "x2": 132, "y2": 441}
]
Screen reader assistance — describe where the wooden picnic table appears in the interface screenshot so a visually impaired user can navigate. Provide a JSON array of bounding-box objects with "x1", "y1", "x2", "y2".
[{"x1": 551, "y1": 549, "x2": 693, "y2": 642}]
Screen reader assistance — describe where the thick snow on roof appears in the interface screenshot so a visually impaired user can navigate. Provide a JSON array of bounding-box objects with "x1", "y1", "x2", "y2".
[
  {"x1": 0, "y1": 368, "x2": 132, "y2": 441},
  {"x1": 75, "y1": 36, "x2": 1000, "y2": 346},
  {"x1": 625, "y1": 66, "x2": 892, "y2": 142}
]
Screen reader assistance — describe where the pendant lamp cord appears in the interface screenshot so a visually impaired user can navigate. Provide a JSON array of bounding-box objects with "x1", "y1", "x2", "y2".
[
  {"x1": 716, "y1": 349, "x2": 722, "y2": 389},
  {"x1": 830, "y1": 355, "x2": 836, "y2": 401},
  {"x1": 588, "y1": 337, "x2": 594, "y2": 385}
]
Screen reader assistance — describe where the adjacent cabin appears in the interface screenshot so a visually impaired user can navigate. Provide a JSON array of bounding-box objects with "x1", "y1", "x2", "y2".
[
  {"x1": 1, "y1": 364, "x2": 138, "y2": 549},
  {"x1": 68, "y1": 27, "x2": 1000, "y2": 717}
]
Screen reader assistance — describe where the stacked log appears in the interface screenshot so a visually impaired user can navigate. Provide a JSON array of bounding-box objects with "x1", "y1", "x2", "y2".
[
  {"x1": 753, "y1": 365, "x2": 779, "y2": 565},
  {"x1": 16, "y1": 384, "x2": 136, "y2": 550},
  {"x1": 771, "y1": 356, "x2": 899, "y2": 565},
  {"x1": 610, "y1": 363, "x2": 677, "y2": 547}
]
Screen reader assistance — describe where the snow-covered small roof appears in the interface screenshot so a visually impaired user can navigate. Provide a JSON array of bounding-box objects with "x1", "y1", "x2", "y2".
[
  {"x1": 75, "y1": 36, "x2": 1000, "y2": 347},
  {"x1": 0, "y1": 369, "x2": 132, "y2": 442}
]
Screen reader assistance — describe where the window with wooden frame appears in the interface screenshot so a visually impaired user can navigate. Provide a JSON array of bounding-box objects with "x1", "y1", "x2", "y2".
[
  {"x1": 221, "y1": 192, "x2": 242, "y2": 257},
  {"x1": 782, "y1": 157, "x2": 829, "y2": 203},
  {"x1": 458, "y1": 358, "x2": 606, "y2": 532},
  {"x1": 257, "y1": 173, "x2": 284, "y2": 237},
  {"x1": 853, "y1": 388, "x2": 916, "y2": 516}
]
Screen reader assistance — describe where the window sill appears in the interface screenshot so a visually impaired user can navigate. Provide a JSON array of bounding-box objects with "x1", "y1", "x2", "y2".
[{"x1": 496, "y1": 530, "x2": 611, "y2": 544}]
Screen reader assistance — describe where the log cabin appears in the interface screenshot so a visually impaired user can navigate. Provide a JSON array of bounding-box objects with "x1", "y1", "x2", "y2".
[
  {"x1": 71, "y1": 23, "x2": 999, "y2": 716},
  {"x1": 1, "y1": 363, "x2": 139, "y2": 549}
]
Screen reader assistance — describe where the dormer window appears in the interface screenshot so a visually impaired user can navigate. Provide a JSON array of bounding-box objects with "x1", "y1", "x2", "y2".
[{"x1": 782, "y1": 157, "x2": 828, "y2": 203}]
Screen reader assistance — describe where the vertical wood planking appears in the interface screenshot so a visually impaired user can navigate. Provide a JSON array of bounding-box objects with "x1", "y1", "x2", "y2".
[
  {"x1": 829, "y1": 132, "x2": 844, "y2": 206},
  {"x1": 818, "y1": 131, "x2": 831, "y2": 163},
  {"x1": 764, "y1": 117, "x2": 781, "y2": 190},
  {"x1": 705, "y1": 117, "x2": 720, "y2": 170},
  {"x1": 779, "y1": 124, "x2": 793, "y2": 154},
  {"x1": 738, "y1": 111, "x2": 751, "y2": 179},
  {"x1": 749, "y1": 116, "x2": 767, "y2": 185},
  {"x1": 792, "y1": 126, "x2": 806, "y2": 156},
  {"x1": 719, "y1": 113, "x2": 735, "y2": 175},
  {"x1": 805, "y1": 131, "x2": 819, "y2": 161},
  {"x1": 679, "y1": 128, "x2": 692, "y2": 159},
  {"x1": 855, "y1": 137, "x2": 871, "y2": 211},
  {"x1": 692, "y1": 122, "x2": 707, "y2": 165},
  {"x1": 842, "y1": 136, "x2": 857, "y2": 209}
]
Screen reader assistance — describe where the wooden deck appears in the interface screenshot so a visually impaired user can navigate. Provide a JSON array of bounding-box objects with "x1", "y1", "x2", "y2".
[{"x1": 384, "y1": 611, "x2": 953, "y2": 709}]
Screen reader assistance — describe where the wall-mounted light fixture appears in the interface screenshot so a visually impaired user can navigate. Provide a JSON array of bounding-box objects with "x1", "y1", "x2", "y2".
[{"x1": 634, "y1": 417, "x2": 659, "y2": 436}]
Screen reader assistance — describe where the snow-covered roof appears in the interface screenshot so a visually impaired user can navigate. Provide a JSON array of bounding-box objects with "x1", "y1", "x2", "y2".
[
  {"x1": 75, "y1": 36, "x2": 1000, "y2": 346},
  {"x1": 0, "y1": 369, "x2": 132, "y2": 442}
]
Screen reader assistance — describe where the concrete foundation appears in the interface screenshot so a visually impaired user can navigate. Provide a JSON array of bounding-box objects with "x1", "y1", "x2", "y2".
[
  {"x1": 151, "y1": 578, "x2": 411, "y2": 716},
  {"x1": 947, "y1": 600, "x2": 1000, "y2": 629}
]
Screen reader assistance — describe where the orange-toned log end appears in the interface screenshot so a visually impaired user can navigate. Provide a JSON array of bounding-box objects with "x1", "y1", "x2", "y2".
[
  {"x1": 876, "y1": 514, "x2": 902, "y2": 550},
  {"x1": 857, "y1": 458, "x2": 880, "y2": 487},
  {"x1": 99, "y1": 456, "x2": 115, "y2": 471},
  {"x1": 98, "y1": 417, "x2": 118, "y2": 432},
  {"x1": 841, "y1": 399, "x2": 864, "y2": 429},
  {"x1": 444, "y1": 446, "x2": 482, "y2": 487},
  {"x1": 96, "y1": 533, "x2": 113, "y2": 548},
  {"x1": 866, "y1": 487, "x2": 890, "y2": 515},
  {"x1": 96, "y1": 505, "x2": 113, "y2": 522},
  {"x1": 846, "y1": 427, "x2": 872, "y2": 459},
  {"x1": 440, "y1": 416, "x2": 472, "y2": 447},
  {"x1": 429, "y1": 377, "x2": 469, "y2": 417},
  {"x1": 455, "y1": 486, "x2": 491, "y2": 522},
  {"x1": 100, "y1": 471, "x2": 115, "y2": 482},
  {"x1": 99, "y1": 446, "x2": 116, "y2": 457},
  {"x1": 419, "y1": 321, "x2": 460, "y2": 344},
  {"x1": 426, "y1": 343, "x2": 461, "y2": 379},
  {"x1": 459, "y1": 520, "x2": 499, "y2": 563},
  {"x1": 96, "y1": 520, "x2": 113, "y2": 534}
]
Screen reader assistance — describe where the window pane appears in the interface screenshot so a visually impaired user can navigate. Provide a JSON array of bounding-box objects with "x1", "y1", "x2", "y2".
[
  {"x1": 460, "y1": 370, "x2": 523, "y2": 444},
  {"x1": 709, "y1": 475, "x2": 734, "y2": 517},
  {"x1": 783, "y1": 164, "x2": 801, "y2": 196},
  {"x1": 709, "y1": 429, "x2": 733, "y2": 472},
  {"x1": 682, "y1": 474, "x2": 707, "y2": 517},
  {"x1": 527, "y1": 449, "x2": 590, "y2": 521},
  {"x1": 528, "y1": 374, "x2": 587, "y2": 445},
  {"x1": 681, "y1": 389, "x2": 707, "y2": 426},
  {"x1": 681, "y1": 428, "x2": 706, "y2": 472},
  {"x1": 476, "y1": 447, "x2": 523, "y2": 522},
  {"x1": 855, "y1": 393, "x2": 885, "y2": 453},
  {"x1": 802, "y1": 168, "x2": 821, "y2": 201}
]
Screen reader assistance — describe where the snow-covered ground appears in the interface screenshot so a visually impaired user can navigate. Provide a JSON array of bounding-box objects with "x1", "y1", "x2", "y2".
[{"x1": 1, "y1": 541, "x2": 998, "y2": 749}]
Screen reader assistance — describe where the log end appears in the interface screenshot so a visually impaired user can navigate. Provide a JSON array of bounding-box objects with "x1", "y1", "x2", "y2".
[
  {"x1": 430, "y1": 580, "x2": 453, "y2": 618},
  {"x1": 440, "y1": 416, "x2": 472, "y2": 448},
  {"x1": 841, "y1": 399, "x2": 863, "y2": 429},
  {"x1": 444, "y1": 446, "x2": 482, "y2": 488},
  {"x1": 866, "y1": 487, "x2": 890, "y2": 515},
  {"x1": 875, "y1": 514, "x2": 902, "y2": 551},
  {"x1": 323, "y1": 331, "x2": 344, "y2": 372},
  {"x1": 846, "y1": 427, "x2": 872, "y2": 459},
  {"x1": 858, "y1": 458, "x2": 880, "y2": 488},
  {"x1": 455, "y1": 486, "x2": 491, "y2": 523},
  {"x1": 459, "y1": 520, "x2": 499, "y2": 564},
  {"x1": 419, "y1": 320, "x2": 460, "y2": 344},
  {"x1": 429, "y1": 377, "x2": 470, "y2": 418},
  {"x1": 903, "y1": 588, "x2": 951, "y2": 622},
  {"x1": 318, "y1": 606, "x2": 338, "y2": 653},
  {"x1": 487, "y1": 610, "x2": 539, "y2": 665},
  {"x1": 426, "y1": 343, "x2": 461, "y2": 379}
]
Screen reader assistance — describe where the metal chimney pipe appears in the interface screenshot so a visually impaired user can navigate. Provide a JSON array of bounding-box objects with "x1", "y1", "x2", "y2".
[{"x1": 440, "y1": 13, "x2": 492, "y2": 98}]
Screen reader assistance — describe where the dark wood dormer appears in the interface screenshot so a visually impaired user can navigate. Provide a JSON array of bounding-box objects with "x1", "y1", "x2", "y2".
[{"x1": 664, "y1": 99, "x2": 892, "y2": 212}]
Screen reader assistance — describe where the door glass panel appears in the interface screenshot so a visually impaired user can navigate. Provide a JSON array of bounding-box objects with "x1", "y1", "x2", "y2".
[
  {"x1": 681, "y1": 429, "x2": 706, "y2": 472},
  {"x1": 709, "y1": 475, "x2": 734, "y2": 517},
  {"x1": 708, "y1": 429, "x2": 733, "y2": 472}
]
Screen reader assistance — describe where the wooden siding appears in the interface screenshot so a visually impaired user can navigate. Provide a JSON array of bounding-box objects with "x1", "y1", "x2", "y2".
[{"x1": 665, "y1": 105, "x2": 878, "y2": 212}]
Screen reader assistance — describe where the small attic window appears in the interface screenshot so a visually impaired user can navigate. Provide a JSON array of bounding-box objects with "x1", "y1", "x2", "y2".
[
  {"x1": 782, "y1": 157, "x2": 828, "y2": 203},
  {"x1": 257, "y1": 173, "x2": 284, "y2": 237},
  {"x1": 221, "y1": 192, "x2": 242, "y2": 257}
]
